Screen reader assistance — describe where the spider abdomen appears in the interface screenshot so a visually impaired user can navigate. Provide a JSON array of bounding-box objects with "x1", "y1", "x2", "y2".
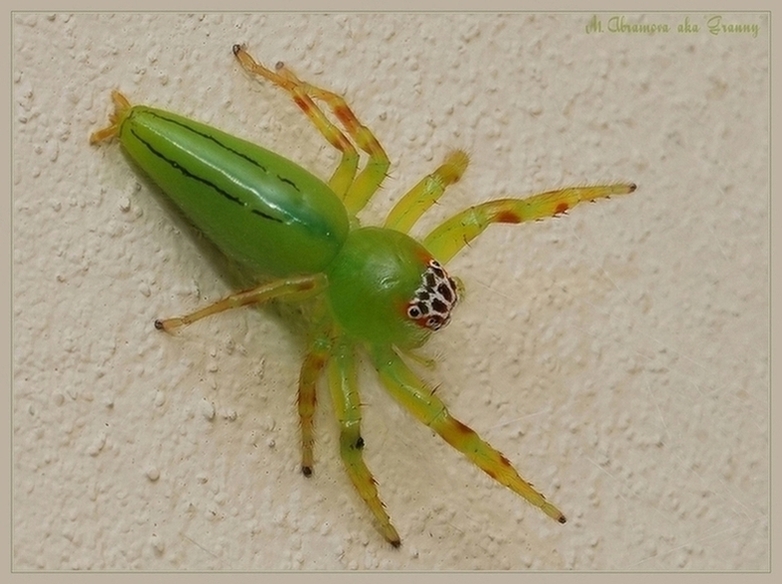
[{"x1": 117, "y1": 105, "x2": 350, "y2": 277}]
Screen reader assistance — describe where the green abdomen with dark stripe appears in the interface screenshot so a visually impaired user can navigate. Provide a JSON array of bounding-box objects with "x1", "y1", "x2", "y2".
[{"x1": 118, "y1": 106, "x2": 350, "y2": 277}]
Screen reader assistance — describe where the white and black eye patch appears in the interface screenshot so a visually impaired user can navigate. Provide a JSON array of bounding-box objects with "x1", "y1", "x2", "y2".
[{"x1": 406, "y1": 259, "x2": 459, "y2": 331}]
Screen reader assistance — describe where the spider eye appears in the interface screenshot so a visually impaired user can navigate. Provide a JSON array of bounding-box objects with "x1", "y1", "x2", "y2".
[{"x1": 406, "y1": 260, "x2": 459, "y2": 331}]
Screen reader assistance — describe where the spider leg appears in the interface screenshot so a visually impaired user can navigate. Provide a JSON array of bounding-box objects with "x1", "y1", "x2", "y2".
[
  {"x1": 232, "y1": 45, "x2": 357, "y2": 198},
  {"x1": 371, "y1": 346, "x2": 566, "y2": 524},
  {"x1": 153, "y1": 274, "x2": 327, "y2": 332},
  {"x1": 233, "y1": 45, "x2": 390, "y2": 214},
  {"x1": 297, "y1": 330, "x2": 332, "y2": 477},
  {"x1": 384, "y1": 150, "x2": 470, "y2": 234},
  {"x1": 328, "y1": 340, "x2": 400, "y2": 546},
  {"x1": 423, "y1": 183, "x2": 637, "y2": 264}
]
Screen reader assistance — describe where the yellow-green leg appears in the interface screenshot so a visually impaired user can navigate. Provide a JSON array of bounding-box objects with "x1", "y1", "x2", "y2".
[
  {"x1": 297, "y1": 337, "x2": 330, "y2": 477},
  {"x1": 424, "y1": 183, "x2": 637, "y2": 264},
  {"x1": 328, "y1": 340, "x2": 400, "y2": 547},
  {"x1": 384, "y1": 150, "x2": 470, "y2": 234},
  {"x1": 154, "y1": 274, "x2": 327, "y2": 332},
  {"x1": 233, "y1": 45, "x2": 390, "y2": 214},
  {"x1": 274, "y1": 65, "x2": 391, "y2": 216},
  {"x1": 233, "y1": 45, "x2": 357, "y2": 198},
  {"x1": 371, "y1": 346, "x2": 566, "y2": 524}
]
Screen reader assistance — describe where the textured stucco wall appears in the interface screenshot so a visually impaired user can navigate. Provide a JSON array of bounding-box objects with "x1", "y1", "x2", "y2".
[{"x1": 13, "y1": 12, "x2": 768, "y2": 570}]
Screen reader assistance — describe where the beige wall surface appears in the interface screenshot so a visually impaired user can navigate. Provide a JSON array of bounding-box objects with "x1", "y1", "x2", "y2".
[{"x1": 12, "y1": 12, "x2": 768, "y2": 570}]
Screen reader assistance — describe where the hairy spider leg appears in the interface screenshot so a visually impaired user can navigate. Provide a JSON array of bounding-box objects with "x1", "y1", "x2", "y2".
[
  {"x1": 233, "y1": 45, "x2": 390, "y2": 215},
  {"x1": 424, "y1": 183, "x2": 638, "y2": 264},
  {"x1": 297, "y1": 326, "x2": 332, "y2": 477},
  {"x1": 371, "y1": 345, "x2": 566, "y2": 525},
  {"x1": 384, "y1": 150, "x2": 470, "y2": 234},
  {"x1": 273, "y1": 63, "x2": 391, "y2": 217},
  {"x1": 328, "y1": 340, "x2": 401, "y2": 547},
  {"x1": 232, "y1": 45, "x2": 357, "y2": 198},
  {"x1": 153, "y1": 274, "x2": 328, "y2": 332}
]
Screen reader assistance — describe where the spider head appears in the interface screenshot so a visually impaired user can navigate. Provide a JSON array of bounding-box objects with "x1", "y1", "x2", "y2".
[
  {"x1": 404, "y1": 259, "x2": 460, "y2": 332},
  {"x1": 326, "y1": 227, "x2": 460, "y2": 349}
]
